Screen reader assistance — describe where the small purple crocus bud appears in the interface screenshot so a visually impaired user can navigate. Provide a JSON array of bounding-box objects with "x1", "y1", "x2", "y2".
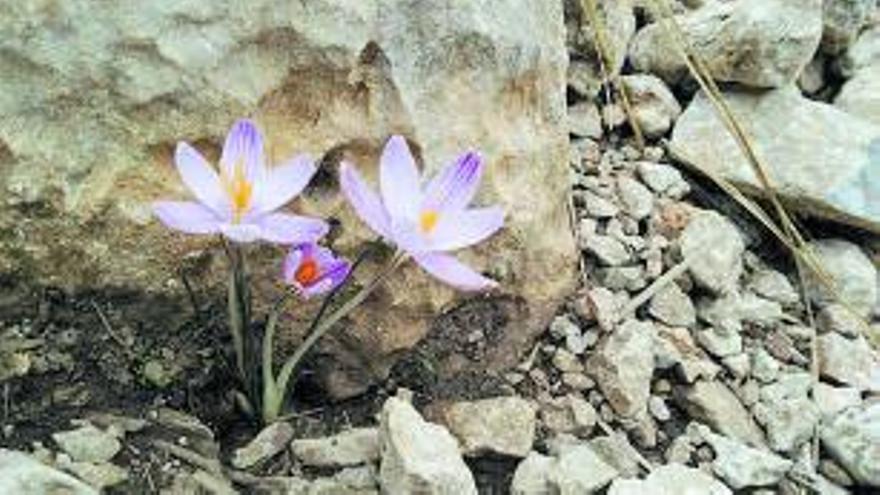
[{"x1": 282, "y1": 243, "x2": 351, "y2": 298}]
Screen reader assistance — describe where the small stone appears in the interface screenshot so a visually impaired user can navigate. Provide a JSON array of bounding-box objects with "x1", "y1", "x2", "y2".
[
  {"x1": 818, "y1": 303, "x2": 864, "y2": 338},
  {"x1": 677, "y1": 380, "x2": 765, "y2": 447},
  {"x1": 562, "y1": 372, "x2": 594, "y2": 391},
  {"x1": 751, "y1": 348, "x2": 781, "y2": 383},
  {"x1": 586, "y1": 319, "x2": 656, "y2": 418},
  {"x1": 144, "y1": 359, "x2": 178, "y2": 388},
  {"x1": 584, "y1": 235, "x2": 631, "y2": 267},
  {"x1": 0, "y1": 449, "x2": 97, "y2": 495},
  {"x1": 636, "y1": 161, "x2": 690, "y2": 198},
  {"x1": 813, "y1": 382, "x2": 862, "y2": 419},
  {"x1": 511, "y1": 451, "x2": 554, "y2": 495},
  {"x1": 764, "y1": 330, "x2": 807, "y2": 365},
  {"x1": 805, "y1": 239, "x2": 877, "y2": 317},
  {"x1": 291, "y1": 427, "x2": 379, "y2": 468},
  {"x1": 696, "y1": 328, "x2": 742, "y2": 358},
  {"x1": 540, "y1": 395, "x2": 596, "y2": 437},
  {"x1": 58, "y1": 460, "x2": 129, "y2": 491},
  {"x1": 379, "y1": 396, "x2": 476, "y2": 494},
  {"x1": 820, "y1": 402, "x2": 880, "y2": 486},
  {"x1": 551, "y1": 347, "x2": 581, "y2": 372},
  {"x1": 582, "y1": 191, "x2": 620, "y2": 218},
  {"x1": 589, "y1": 435, "x2": 643, "y2": 478},
  {"x1": 722, "y1": 353, "x2": 751, "y2": 380},
  {"x1": 759, "y1": 372, "x2": 812, "y2": 404},
  {"x1": 621, "y1": 74, "x2": 682, "y2": 138},
  {"x1": 648, "y1": 283, "x2": 696, "y2": 328},
  {"x1": 595, "y1": 266, "x2": 647, "y2": 292},
  {"x1": 607, "y1": 463, "x2": 731, "y2": 495},
  {"x1": 232, "y1": 421, "x2": 295, "y2": 469},
  {"x1": 568, "y1": 101, "x2": 603, "y2": 139},
  {"x1": 699, "y1": 426, "x2": 792, "y2": 490},
  {"x1": 680, "y1": 210, "x2": 745, "y2": 294},
  {"x1": 819, "y1": 458, "x2": 855, "y2": 487},
  {"x1": 747, "y1": 269, "x2": 800, "y2": 305},
  {"x1": 818, "y1": 333, "x2": 879, "y2": 391},
  {"x1": 648, "y1": 396, "x2": 671, "y2": 422},
  {"x1": 550, "y1": 445, "x2": 619, "y2": 494},
  {"x1": 616, "y1": 176, "x2": 654, "y2": 220},
  {"x1": 665, "y1": 434, "x2": 696, "y2": 464},
  {"x1": 753, "y1": 396, "x2": 819, "y2": 453},
  {"x1": 549, "y1": 315, "x2": 581, "y2": 342},
  {"x1": 698, "y1": 292, "x2": 784, "y2": 334},
  {"x1": 52, "y1": 423, "x2": 121, "y2": 464},
  {"x1": 443, "y1": 397, "x2": 536, "y2": 458},
  {"x1": 586, "y1": 287, "x2": 620, "y2": 332}
]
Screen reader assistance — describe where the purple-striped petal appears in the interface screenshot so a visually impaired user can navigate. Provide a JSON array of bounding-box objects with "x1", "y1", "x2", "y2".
[
  {"x1": 429, "y1": 206, "x2": 504, "y2": 252},
  {"x1": 422, "y1": 151, "x2": 483, "y2": 214},
  {"x1": 220, "y1": 119, "x2": 265, "y2": 185},
  {"x1": 220, "y1": 223, "x2": 262, "y2": 243},
  {"x1": 174, "y1": 142, "x2": 227, "y2": 214},
  {"x1": 339, "y1": 161, "x2": 391, "y2": 238},
  {"x1": 256, "y1": 154, "x2": 316, "y2": 214},
  {"x1": 380, "y1": 135, "x2": 422, "y2": 221},
  {"x1": 257, "y1": 213, "x2": 329, "y2": 244},
  {"x1": 412, "y1": 252, "x2": 498, "y2": 291},
  {"x1": 153, "y1": 201, "x2": 222, "y2": 234}
]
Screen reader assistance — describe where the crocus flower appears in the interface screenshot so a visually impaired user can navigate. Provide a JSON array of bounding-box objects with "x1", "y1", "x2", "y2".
[
  {"x1": 340, "y1": 135, "x2": 504, "y2": 291},
  {"x1": 282, "y1": 243, "x2": 351, "y2": 298},
  {"x1": 153, "y1": 119, "x2": 329, "y2": 244}
]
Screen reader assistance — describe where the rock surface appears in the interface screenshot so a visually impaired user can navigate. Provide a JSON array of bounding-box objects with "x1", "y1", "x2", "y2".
[
  {"x1": 679, "y1": 210, "x2": 745, "y2": 294},
  {"x1": 442, "y1": 397, "x2": 536, "y2": 458},
  {"x1": 292, "y1": 428, "x2": 380, "y2": 468},
  {"x1": 379, "y1": 396, "x2": 477, "y2": 495},
  {"x1": 805, "y1": 239, "x2": 878, "y2": 317},
  {"x1": 51, "y1": 423, "x2": 121, "y2": 464},
  {"x1": 671, "y1": 87, "x2": 880, "y2": 233},
  {"x1": 232, "y1": 421, "x2": 294, "y2": 469},
  {"x1": 607, "y1": 463, "x2": 732, "y2": 495},
  {"x1": 0, "y1": 449, "x2": 97, "y2": 495},
  {"x1": 630, "y1": 0, "x2": 823, "y2": 87},
  {"x1": 0, "y1": 0, "x2": 577, "y2": 398},
  {"x1": 700, "y1": 427, "x2": 792, "y2": 490},
  {"x1": 821, "y1": 402, "x2": 880, "y2": 487},
  {"x1": 586, "y1": 319, "x2": 656, "y2": 418}
]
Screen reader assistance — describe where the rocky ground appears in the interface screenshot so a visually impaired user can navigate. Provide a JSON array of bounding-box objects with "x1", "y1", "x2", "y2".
[{"x1": 2, "y1": 0, "x2": 880, "y2": 494}]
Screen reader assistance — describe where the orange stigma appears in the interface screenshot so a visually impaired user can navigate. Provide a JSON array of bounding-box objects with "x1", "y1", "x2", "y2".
[
  {"x1": 419, "y1": 210, "x2": 439, "y2": 234},
  {"x1": 294, "y1": 258, "x2": 320, "y2": 286}
]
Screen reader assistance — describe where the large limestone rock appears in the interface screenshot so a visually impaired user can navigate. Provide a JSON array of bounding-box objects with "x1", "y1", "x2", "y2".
[
  {"x1": 0, "y1": 1, "x2": 576, "y2": 397},
  {"x1": 629, "y1": 0, "x2": 823, "y2": 88},
  {"x1": 670, "y1": 86, "x2": 880, "y2": 234}
]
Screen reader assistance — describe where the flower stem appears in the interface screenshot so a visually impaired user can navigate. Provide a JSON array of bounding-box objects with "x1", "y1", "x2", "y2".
[{"x1": 266, "y1": 250, "x2": 407, "y2": 421}]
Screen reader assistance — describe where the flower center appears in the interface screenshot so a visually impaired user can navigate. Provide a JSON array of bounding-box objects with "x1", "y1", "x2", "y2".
[
  {"x1": 223, "y1": 160, "x2": 252, "y2": 223},
  {"x1": 419, "y1": 210, "x2": 439, "y2": 234},
  {"x1": 294, "y1": 258, "x2": 320, "y2": 286}
]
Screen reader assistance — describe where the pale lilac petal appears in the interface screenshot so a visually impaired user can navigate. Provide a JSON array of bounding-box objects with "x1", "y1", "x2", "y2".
[
  {"x1": 256, "y1": 154, "x2": 317, "y2": 214},
  {"x1": 152, "y1": 201, "x2": 222, "y2": 234},
  {"x1": 339, "y1": 161, "x2": 391, "y2": 238},
  {"x1": 380, "y1": 135, "x2": 422, "y2": 221},
  {"x1": 220, "y1": 119, "x2": 265, "y2": 184},
  {"x1": 390, "y1": 219, "x2": 432, "y2": 254},
  {"x1": 257, "y1": 213, "x2": 329, "y2": 244},
  {"x1": 220, "y1": 223, "x2": 262, "y2": 243},
  {"x1": 422, "y1": 151, "x2": 483, "y2": 214},
  {"x1": 174, "y1": 142, "x2": 227, "y2": 213},
  {"x1": 412, "y1": 252, "x2": 498, "y2": 291},
  {"x1": 429, "y1": 206, "x2": 504, "y2": 252},
  {"x1": 282, "y1": 247, "x2": 304, "y2": 284}
]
